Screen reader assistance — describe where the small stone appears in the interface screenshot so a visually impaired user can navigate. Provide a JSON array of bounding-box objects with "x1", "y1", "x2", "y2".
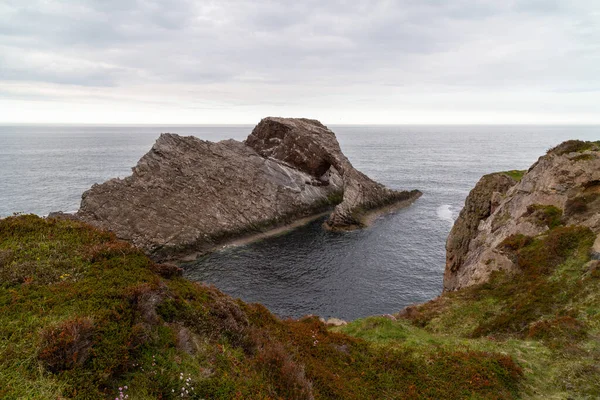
[{"x1": 326, "y1": 318, "x2": 347, "y2": 327}]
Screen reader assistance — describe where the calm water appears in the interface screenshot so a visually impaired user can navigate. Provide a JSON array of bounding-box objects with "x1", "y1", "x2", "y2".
[{"x1": 1, "y1": 124, "x2": 599, "y2": 320}]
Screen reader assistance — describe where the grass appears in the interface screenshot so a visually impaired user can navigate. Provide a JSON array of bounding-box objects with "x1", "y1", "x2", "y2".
[
  {"x1": 523, "y1": 204, "x2": 563, "y2": 229},
  {"x1": 547, "y1": 140, "x2": 600, "y2": 156},
  {"x1": 501, "y1": 170, "x2": 527, "y2": 182},
  {"x1": 1, "y1": 215, "x2": 523, "y2": 399},
  {"x1": 372, "y1": 219, "x2": 600, "y2": 399}
]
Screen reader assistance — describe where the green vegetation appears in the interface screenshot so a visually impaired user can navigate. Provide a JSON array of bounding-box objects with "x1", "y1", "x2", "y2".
[
  {"x1": 352, "y1": 220, "x2": 600, "y2": 399},
  {"x1": 501, "y1": 169, "x2": 527, "y2": 182},
  {"x1": 1, "y1": 215, "x2": 522, "y2": 399},
  {"x1": 325, "y1": 190, "x2": 344, "y2": 206},
  {"x1": 547, "y1": 140, "x2": 600, "y2": 156},
  {"x1": 524, "y1": 204, "x2": 563, "y2": 229},
  {"x1": 565, "y1": 189, "x2": 600, "y2": 219},
  {"x1": 572, "y1": 153, "x2": 595, "y2": 162},
  {"x1": 3, "y1": 208, "x2": 598, "y2": 399}
]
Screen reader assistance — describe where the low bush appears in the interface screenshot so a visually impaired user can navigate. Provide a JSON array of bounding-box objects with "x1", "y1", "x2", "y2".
[
  {"x1": 39, "y1": 317, "x2": 95, "y2": 373},
  {"x1": 548, "y1": 140, "x2": 598, "y2": 155}
]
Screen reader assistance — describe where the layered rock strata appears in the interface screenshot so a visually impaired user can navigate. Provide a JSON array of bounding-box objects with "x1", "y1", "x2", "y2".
[
  {"x1": 445, "y1": 140, "x2": 600, "y2": 291},
  {"x1": 77, "y1": 117, "x2": 421, "y2": 260}
]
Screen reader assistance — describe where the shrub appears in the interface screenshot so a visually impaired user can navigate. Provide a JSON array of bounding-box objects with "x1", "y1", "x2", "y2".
[
  {"x1": 499, "y1": 234, "x2": 533, "y2": 252},
  {"x1": 548, "y1": 140, "x2": 597, "y2": 155},
  {"x1": 256, "y1": 341, "x2": 314, "y2": 400},
  {"x1": 472, "y1": 225, "x2": 595, "y2": 337},
  {"x1": 524, "y1": 204, "x2": 563, "y2": 229},
  {"x1": 39, "y1": 317, "x2": 95, "y2": 373},
  {"x1": 527, "y1": 315, "x2": 587, "y2": 344},
  {"x1": 501, "y1": 170, "x2": 526, "y2": 181},
  {"x1": 565, "y1": 193, "x2": 600, "y2": 218},
  {"x1": 85, "y1": 241, "x2": 144, "y2": 263},
  {"x1": 151, "y1": 263, "x2": 183, "y2": 278}
]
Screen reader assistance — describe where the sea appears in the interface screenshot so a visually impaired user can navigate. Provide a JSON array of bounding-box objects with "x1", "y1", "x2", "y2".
[{"x1": 1, "y1": 124, "x2": 599, "y2": 320}]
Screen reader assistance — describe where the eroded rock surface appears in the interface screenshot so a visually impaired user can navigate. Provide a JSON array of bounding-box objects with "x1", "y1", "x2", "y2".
[
  {"x1": 77, "y1": 117, "x2": 420, "y2": 260},
  {"x1": 246, "y1": 118, "x2": 421, "y2": 228},
  {"x1": 444, "y1": 173, "x2": 518, "y2": 290},
  {"x1": 444, "y1": 140, "x2": 600, "y2": 291}
]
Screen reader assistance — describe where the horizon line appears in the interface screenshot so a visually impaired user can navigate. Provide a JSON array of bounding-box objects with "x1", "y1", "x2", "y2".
[{"x1": 2, "y1": 122, "x2": 600, "y2": 127}]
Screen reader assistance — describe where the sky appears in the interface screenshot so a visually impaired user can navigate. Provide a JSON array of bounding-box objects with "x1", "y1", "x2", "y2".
[{"x1": 0, "y1": 0, "x2": 599, "y2": 125}]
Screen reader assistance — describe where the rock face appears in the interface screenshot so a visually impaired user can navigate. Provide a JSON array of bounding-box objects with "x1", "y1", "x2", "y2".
[
  {"x1": 77, "y1": 117, "x2": 421, "y2": 260},
  {"x1": 444, "y1": 140, "x2": 600, "y2": 291},
  {"x1": 246, "y1": 118, "x2": 420, "y2": 228},
  {"x1": 444, "y1": 173, "x2": 518, "y2": 290}
]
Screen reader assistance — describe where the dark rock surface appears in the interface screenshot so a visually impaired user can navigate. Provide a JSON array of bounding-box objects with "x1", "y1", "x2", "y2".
[{"x1": 77, "y1": 117, "x2": 421, "y2": 260}]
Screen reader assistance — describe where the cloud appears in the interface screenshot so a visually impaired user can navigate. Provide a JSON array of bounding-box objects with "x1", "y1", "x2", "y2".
[{"x1": 0, "y1": 0, "x2": 599, "y2": 123}]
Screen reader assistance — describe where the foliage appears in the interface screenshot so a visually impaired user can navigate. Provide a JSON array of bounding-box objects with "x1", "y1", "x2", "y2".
[
  {"x1": 392, "y1": 219, "x2": 600, "y2": 398},
  {"x1": 0, "y1": 215, "x2": 523, "y2": 399},
  {"x1": 547, "y1": 140, "x2": 599, "y2": 155},
  {"x1": 501, "y1": 169, "x2": 527, "y2": 182},
  {"x1": 524, "y1": 204, "x2": 563, "y2": 229}
]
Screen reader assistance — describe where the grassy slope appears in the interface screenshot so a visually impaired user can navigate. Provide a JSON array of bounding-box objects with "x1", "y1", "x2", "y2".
[
  {"x1": 338, "y1": 141, "x2": 600, "y2": 399},
  {"x1": 1, "y1": 215, "x2": 522, "y2": 400},
  {"x1": 338, "y1": 222, "x2": 600, "y2": 399}
]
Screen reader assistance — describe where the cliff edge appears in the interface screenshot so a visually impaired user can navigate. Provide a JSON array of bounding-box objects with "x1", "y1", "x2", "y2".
[
  {"x1": 445, "y1": 140, "x2": 600, "y2": 291},
  {"x1": 77, "y1": 117, "x2": 421, "y2": 260}
]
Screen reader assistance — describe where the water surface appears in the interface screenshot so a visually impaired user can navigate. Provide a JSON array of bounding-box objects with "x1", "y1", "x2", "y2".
[{"x1": 1, "y1": 124, "x2": 599, "y2": 320}]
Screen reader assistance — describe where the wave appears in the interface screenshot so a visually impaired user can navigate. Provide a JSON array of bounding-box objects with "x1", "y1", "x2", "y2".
[{"x1": 436, "y1": 204, "x2": 456, "y2": 228}]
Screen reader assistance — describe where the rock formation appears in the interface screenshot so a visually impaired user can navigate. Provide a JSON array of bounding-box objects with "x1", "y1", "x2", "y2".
[
  {"x1": 77, "y1": 117, "x2": 421, "y2": 260},
  {"x1": 445, "y1": 140, "x2": 600, "y2": 291},
  {"x1": 245, "y1": 118, "x2": 420, "y2": 228}
]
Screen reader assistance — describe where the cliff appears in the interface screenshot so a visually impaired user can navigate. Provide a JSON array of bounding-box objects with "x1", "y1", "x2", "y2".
[
  {"x1": 76, "y1": 117, "x2": 421, "y2": 260},
  {"x1": 396, "y1": 140, "x2": 600, "y2": 398},
  {"x1": 445, "y1": 140, "x2": 600, "y2": 291}
]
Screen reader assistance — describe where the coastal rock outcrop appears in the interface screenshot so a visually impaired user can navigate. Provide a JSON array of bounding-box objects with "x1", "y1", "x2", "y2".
[
  {"x1": 77, "y1": 117, "x2": 421, "y2": 260},
  {"x1": 444, "y1": 140, "x2": 600, "y2": 291},
  {"x1": 246, "y1": 118, "x2": 420, "y2": 228}
]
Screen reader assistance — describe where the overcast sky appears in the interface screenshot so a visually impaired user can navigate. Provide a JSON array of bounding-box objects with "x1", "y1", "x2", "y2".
[{"x1": 0, "y1": 0, "x2": 599, "y2": 124}]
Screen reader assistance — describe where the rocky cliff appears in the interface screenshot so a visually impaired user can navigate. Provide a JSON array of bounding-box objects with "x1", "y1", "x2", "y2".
[
  {"x1": 445, "y1": 140, "x2": 600, "y2": 291},
  {"x1": 77, "y1": 117, "x2": 421, "y2": 260}
]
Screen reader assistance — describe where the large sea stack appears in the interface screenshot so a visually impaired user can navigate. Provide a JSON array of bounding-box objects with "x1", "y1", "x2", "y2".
[
  {"x1": 445, "y1": 140, "x2": 600, "y2": 291},
  {"x1": 77, "y1": 117, "x2": 421, "y2": 260}
]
